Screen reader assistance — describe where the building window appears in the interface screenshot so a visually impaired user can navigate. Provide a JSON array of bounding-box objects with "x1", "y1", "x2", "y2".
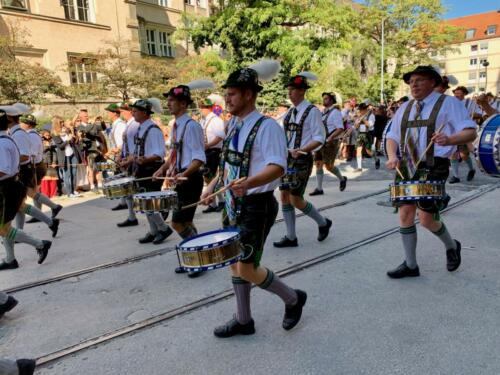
[
  {"x1": 62, "y1": 0, "x2": 94, "y2": 22},
  {"x1": 470, "y1": 44, "x2": 478, "y2": 52},
  {"x1": 145, "y1": 29, "x2": 174, "y2": 57},
  {"x1": 468, "y1": 71, "x2": 477, "y2": 80},
  {"x1": 465, "y1": 29, "x2": 475, "y2": 39},
  {"x1": 68, "y1": 55, "x2": 97, "y2": 85},
  {"x1": 479, "y1": 71, "x2": 486, "y2": 79},
  {"x1": 1, "y1": 0, "x2": 27, "y2": 10},
  {"x1": 185, "y1": 0, "x2": 206, "y2": 7},
  {"x1": 480, "y1": 42, "x2": 488, "y2": 50},
  {"x1": 486, "y1": 25, "x2": 497, "y2": 35},
  {"x1": 469, "y1": 58, "x2": 477, "y2": 66},
  {"x1": 156, "y1": 0, "x2": 167, "y2": 6}
]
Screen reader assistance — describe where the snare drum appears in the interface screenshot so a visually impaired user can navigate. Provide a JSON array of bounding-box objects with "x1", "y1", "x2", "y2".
[
  {"x1": 133, "y1": 190, "x2": 178, "y2": 213},
  {"x1": 103, "y1": 172, "x2": 126, "y2": 184},
  {"x1": 96, "y1": 161, "x2": 115, "y2": 172},
  {"x1": 102, "y1": 176, "x2": 136, "y2": 199},
  {"x1": 280, "y1": 168, "x2": 298, "y2": 189},
  {"x1": 389, "y1": 180, "x2": 445, "y2": 202},
  {"x1": 475, "y1": 114, "x2": 500, "y2": 177},
  {"x1": 176, "y1": 229, "x2": 243, "y2": 272}
]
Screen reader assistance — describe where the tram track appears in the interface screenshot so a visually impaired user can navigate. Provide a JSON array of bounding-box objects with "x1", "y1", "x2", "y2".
[
  {"x1": 4, "y1": 188, "x2": 388, "y2": 294},
  {"x1": 34, "y1": 182, "x2": 499, "y2": 367}
]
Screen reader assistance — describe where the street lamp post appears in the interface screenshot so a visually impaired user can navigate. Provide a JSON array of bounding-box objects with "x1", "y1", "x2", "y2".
[
  {"x1": 482, "y1": 60, "x2": 490, "y2": 92},
  {"x1": 380, "y1": 19, "x2": 384, "y2": 105}
]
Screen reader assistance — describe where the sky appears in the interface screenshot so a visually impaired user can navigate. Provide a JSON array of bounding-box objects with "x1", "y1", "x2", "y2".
[{"x1": 443, "y1": 0, "x2": 499, "y2": 19}]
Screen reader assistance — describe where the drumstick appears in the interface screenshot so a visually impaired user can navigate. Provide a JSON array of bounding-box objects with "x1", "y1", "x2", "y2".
[
  {"x1": 395, "y1": 166, "x2": 405, "y2": 180},
  {"x1": 415, "y1": 123, "x2": 446, "y2": 169},
  {"x1": 181, "y1": 177, "x2": 247, "y2": 210},
  {"x1": 288, "y1": 149, "x2": 308, "y2": 155}
]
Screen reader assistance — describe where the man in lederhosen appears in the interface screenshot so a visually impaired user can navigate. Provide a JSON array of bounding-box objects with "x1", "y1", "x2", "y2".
[
  {"x1": 385, "y1": 66, "x2": 476, "y2": 278},
  {"x1": 310, "y1": 92, "x2": 347, "y2": 196},
  {"x1": 199, "y1": 98, "x2": 225, "y2": 213},
  {"x1": 127, "y1": 99, "x2": 173, "y2": 245},
  {"x1": 202, "y1": 60, "x2": 307, "y2": 337},
  {"x1": 116, "y1": 102, "x2": 141, "y2": 228},
  {"x1": 0, "y1": 105, "x2": 60, "y2": 239},
  {"x1": 0, "y1": 108, "x2": 51, "y2": 271},
  {"x1": 354, "y1": 102, "x2": 380, "y2": 172},
  {"x1": 20, "y1": 114, "x2": 63, "y2": 224},
  {"x1": 153, "y1": 85, "x2": 206, "y2": 278},
  {"x1": 273, "y1": 73, "x2": 332, "y2": 248}
]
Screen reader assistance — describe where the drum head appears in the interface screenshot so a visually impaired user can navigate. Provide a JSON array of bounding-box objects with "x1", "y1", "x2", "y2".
[
  {"x1": 134, "y1": 190, "x2": 177, "y2": 198},
  {"x1": 104, "y1": 177, "x2": 134, "y2": 186},
  {"x1": 179, "y1": 229, "x2": 240, "y2": 251}
]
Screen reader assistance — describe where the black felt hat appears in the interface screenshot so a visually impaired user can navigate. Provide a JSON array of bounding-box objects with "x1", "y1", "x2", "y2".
[
  {"x1": 222, "y1": 68, "x2": 263, "y2": 92},
  {"x1": 402, "y1": 65, "x2": 443, "y2": 87},
  {"x1": 130, "y1": 99, "x2": 154, "y2": 114},
  {"x1": 163, "y1": 85, "x2": 193, "y2": 105},
  {"x1": 286, "y1": 75, "x2": 311, "y2": 89}
]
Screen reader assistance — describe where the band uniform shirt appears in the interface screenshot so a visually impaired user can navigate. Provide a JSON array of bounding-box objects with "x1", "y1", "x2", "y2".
[
  {"x1": 202, "y1": 112, "x2": 225, "y2": 149},
  {"x1": 386, "y1": 91, "x2": 477, "y2": 159},
  {"x1": 111, "y1": 118, "x2": 127, "y2": 149},
  {"x1": 171, "y1": 113, "x2": 206, "y2": 170},
  {"x1": 27, "y1": 129, "x2": 43, "y2": 163},
  {"x1": 225, "y1": 110, "x2": 287, "y2": 195},
  {"x1": 135, "y1": 119, "x2": 166, "y2": 159},
  {"x1": 0, "y1": 131, "x2": 20, "y2": 180},
  {"x1": 287, "y1": 99, "x2": 325, "y2": 150},
  {"x1": 358, "y1": 112, "x2": 375, "y2": 133},
  {"x1": 123, "y1": 118, "x2": 140, "y2": 158},
  {"x1": 323, "y1": 107, "x2": 344, "y2": 134},
  {"x1": 9, "y1": 124, "x2": 31, "y2": 165},
  {"x1": 462, "y1": 98, "x2": 481, "y2": 118}
]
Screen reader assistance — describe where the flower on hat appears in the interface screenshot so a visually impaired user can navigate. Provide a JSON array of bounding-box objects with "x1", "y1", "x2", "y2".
[
  {"x1": 173, "y1": 87, "x2": 184, "y2": 95},
  {"x1": 294, "y1": 76, "x2": 303, "y2": 85}
]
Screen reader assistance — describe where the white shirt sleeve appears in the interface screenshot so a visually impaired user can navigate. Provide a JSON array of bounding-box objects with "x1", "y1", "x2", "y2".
[
  {"x1": 367, "y1": 113, "x2": 376, "y2": 130},
  {"x1": 12, "y1": 132, "x2": 31, "y2": 158},
  {"x1": 144, "y1": 127, "x2": 166, "y2": 159},
  {"x1": 186, "y1": 121, "x2": 206, "y2": 164},
  {"x1": 114, "y1": 121, "x2": 126, "y2": 148},
  {"x1": 446, "y1": 96, "x2": 477, "y2": 133},
  {"x1": 307, "y1": 107, "x2": 326, "y2": 145},
  {"x1": 330, "y1": 110, "x2": 344, "y2": 130},
  {"x1": 257, "y1": 119, "x2": 287, "y2": 170},
  {"x1": 211, "y1": 116, "x2": 226, "y2": 139}
]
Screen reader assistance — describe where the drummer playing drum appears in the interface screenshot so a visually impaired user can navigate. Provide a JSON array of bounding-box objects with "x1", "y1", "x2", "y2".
[
  {"x1": 201, "y1": 61, "x2": 307, "y2": 338},
  {"x1": 385, "y1": 66, "x2": 477, "y2": 279}
]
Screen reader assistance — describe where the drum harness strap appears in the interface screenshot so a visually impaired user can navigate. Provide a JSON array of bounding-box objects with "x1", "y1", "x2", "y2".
[
  {"x1": 133, "y1": 122, "x2": 162, "y2": 176},
  {"x1": 171, "y1": 119, "x2": 193, "y2": 173},
  {"x1": 284, "y1": 104, "x2": 315, "y2": 151},
  {"x1": 218, "y1": 116, "x2": 267, "y2": 219},
  {"x1": 321, "y1": 107, "x2": 334, "y2": 137}
]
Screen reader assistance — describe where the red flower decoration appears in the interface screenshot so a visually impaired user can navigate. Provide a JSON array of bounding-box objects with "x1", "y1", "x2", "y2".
[
  {"x1": 294, "y1": 76, "x2": 303, "y2": 85},
  {"x1": 173, "y1": 87, "x2": 184, "y2": 95}
]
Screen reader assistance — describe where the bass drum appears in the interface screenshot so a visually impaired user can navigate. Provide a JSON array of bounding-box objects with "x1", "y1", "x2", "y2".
[{"x1": 475, "y1": 114, "x2": 500, "y2": 177}]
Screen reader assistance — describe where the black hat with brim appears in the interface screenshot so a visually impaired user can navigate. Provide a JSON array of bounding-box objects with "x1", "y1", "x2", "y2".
[
  {"x1": 20, "y1": 114, "x2": 37, "y2": 126},
  {"x1": 403, "y1": 66, "x2": 443, "y2": 87},
  {"x1": 222, "y1": 68, "x2": 263, "y2": 92},
  {"x1": 286, "y1": 75, "x2": 310, "y2": 89},
  {"x1": 322, "y1": 92, "x2": 337, "y2": 103},
  {"x1": 163, "y1": 85, "x2": 193, "y2": 105},
  {"x1": 130, "y1": 99, "x2": 154, "y2": 114}
]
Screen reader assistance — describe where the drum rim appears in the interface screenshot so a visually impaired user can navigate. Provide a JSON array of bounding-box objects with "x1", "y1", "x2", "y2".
[
  {"x1": 476, "y1": 114, "x2": 500, "y2": 175},
  {"x1": 133, "y1": 190, "x2": 178, "y2": 198},
  {"x1": 103, "y1": 177, "x2": 135, "y2": 186},
  {"x1": 177, "y1": 228, "x2": 241, "y2": 251},
  {"x1": 389, "y1": 180, "x2": 445, "y2": 186}
]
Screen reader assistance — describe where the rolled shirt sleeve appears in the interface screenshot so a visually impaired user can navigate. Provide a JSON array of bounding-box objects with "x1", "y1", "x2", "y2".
[
  {"x1": 330, "y1": 110, "x2": 344, "y2": 130},
  {"x1": 144, "y1": 127, "x2": 166, "y2": 159},
  {"x1": 307, "y1": 107, "x2": 326, "y2": 147},
  {"x1": 186, "y1": 121, "x2": 206, "y2": 165},
  {"x1": 258, "y1": 119, "x2": 287, "y2": 171}
]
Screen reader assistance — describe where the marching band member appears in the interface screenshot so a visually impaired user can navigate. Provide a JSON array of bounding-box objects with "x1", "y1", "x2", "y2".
[
  {"x1": 274, "y1": 72, "x2": 332, "y2": 248},
  {"x1": 385, "y1": 66, "x2": 476, "y2": 279},
  {"x1": 354, "y1": 102, "x2": 380, "y2": 171},
  {"x1": 153, "y1": 81, "x2": 210, "y2": 278},
  {"x1": 310, "y1": 92, "x2": 347, "y2": 195},
  {"x1": 0, "y1": 108, "x2": 51, "y2": 271},
  {"x1": 202, "y1": 60, "x2": 307, "y2": 337}
]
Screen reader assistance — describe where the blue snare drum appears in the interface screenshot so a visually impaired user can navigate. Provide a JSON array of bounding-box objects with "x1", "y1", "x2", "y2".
[
  {"x1": 475, "y1": 114, "x2": 500, "y2": 177},
  {"x1": 176, "y1": 229, "x2": 242, "y2": 272}
]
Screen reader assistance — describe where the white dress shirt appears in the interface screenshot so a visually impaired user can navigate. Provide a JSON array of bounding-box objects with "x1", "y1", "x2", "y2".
[
  {"x1": 387, "y1": 91, "x2": 477, "y2": 159},
  {"x1": 462, "y1": 98, "x2": 481, "y2": 118},
  {"x1": 202, "y1": 112, "x2": 225, "y2": 149},
  {"x1": 123, "y1": 118, "x2": 140, "y2": 157},
  {"x1": 170, "y1": 113, "x2": 206, "y2": 170},
  {"x1": 135, "y1": 119, "x2": 166, "y2": 159},
  {"x1": 28, "y1": 129, "x2": 43, "y2": 163},
  {"x1": 286, "y1": 100, "x2": 325, "y2": 150},
  {"x1": 323, "y1": 107, "x2": 344, "y2": 134},
  {"x1": 9, "y1": 124, "x2": 31, "y2": 165},
  {"x1": 225, "y1": 110, "x2": 287, "y2": 195},
  {"x1": 358, "y1": 112, "x2": 375, "y2": 133},
  {"x1": 111, "y1": 118, "x2": 127, "y2": 149},
  {"x1": 0, "y1": 131, "x2": 20, "y2": 180}
]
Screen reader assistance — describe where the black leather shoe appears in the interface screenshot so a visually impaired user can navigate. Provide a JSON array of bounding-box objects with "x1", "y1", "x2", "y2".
[
  {"x1": 467, "y1": 169, "x2": 476, "y2": 181},
  {"x1": 0, "y1": 295, "x2": 18, "y2": 318},
  {"x1": 202, "y1": 205, "x2": 218, "y2": 213},
  {"x1": 449, "y1": 176, "x2": 460, "y2": 184},
  {"x1": 37, "y1": 240, "x2": 51, "y2": 264},
  {"x1": 339, "y1": 176, "x2": 347, "y2": 191},
  {"x1": 214, "y1": 317, "x2": 255, "y2": 338},
  {"x1": 216, "y1": 202, "x2": 225, "y2": 212},
  {"x1": 111, "y1": 203, "x2": 127, "y2": 211},
  {"x1": 153, "y1": 227, "x2": 173, "y2": 244},
  {"x1": 138, "y1": 233, "x2": 155, "y2": 244},
  {"x1": 317, "y1": 218, "x2": 332, "y2": 242},
  {"x1": 283, "y1": 289, "x2": 307, "y2": 331},
  {"x1": 52, "y1": 204, "x2": 63, "y2": 218},
  {"x1": 375, "y1": 159, "x2": 381, "y2": 169},
  {"x1": 26, "y1": 217, "x2": 41, "y2": 224},
  {"x1": 447, "y1": 240, "x2": 461, "y2": 272},
  {"x1": 188, "y1": 270, "x2": 204, "y2": 278},
  {"x1": 175, "y1": 266, "x2": 188, "y2": 274},
  {"x1": 16, "y1": 359, "x2": 36, "y2": 375},
  {"x1": 273, "y1": 236, "x2": 298, "y2": 248},
  {"x1": 0, "y1": 259, "x2": 19, "y2": 271},
  {"x1": 387, "y1": 261, "x2": 420, "y2": 279},
  {"x1": 49, "y1": 218, "x2": 59, "y2": 238},
  {"x1": 117, "y1": 218, "x2": 139, "y2": 227},
  {"x1": 309, "y1": 188, "x2": 324, "y2": 196}
]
